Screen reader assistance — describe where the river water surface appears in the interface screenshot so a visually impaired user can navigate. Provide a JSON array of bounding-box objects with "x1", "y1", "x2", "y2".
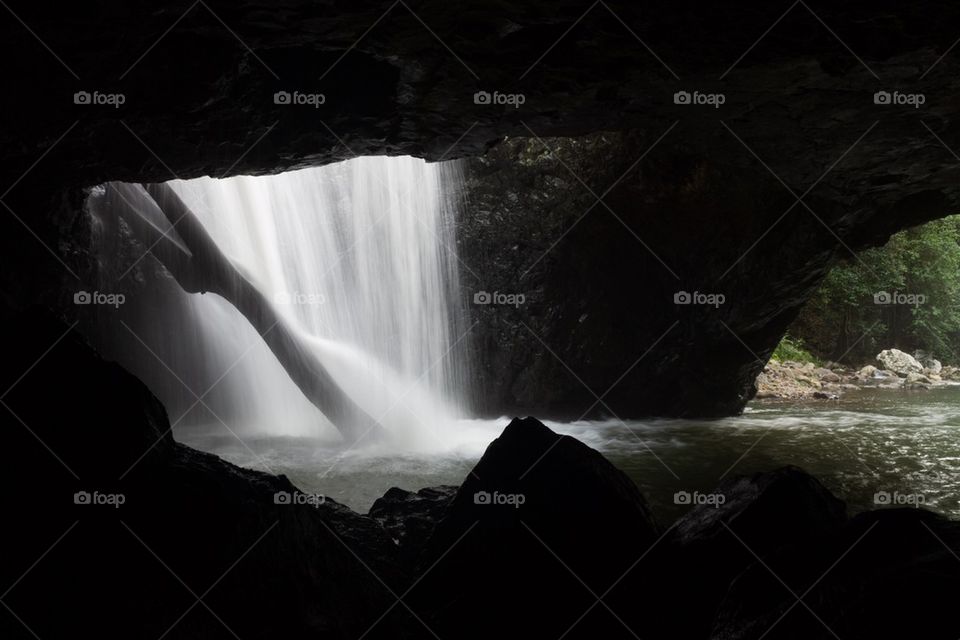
[{"x1": 179, "y1": 387, "x2": 960, "y2": 522}]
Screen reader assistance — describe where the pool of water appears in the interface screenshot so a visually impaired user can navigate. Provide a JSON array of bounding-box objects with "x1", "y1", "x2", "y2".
[{"x1": 177, "y1": 387, "x2": 960, "y2": 523}]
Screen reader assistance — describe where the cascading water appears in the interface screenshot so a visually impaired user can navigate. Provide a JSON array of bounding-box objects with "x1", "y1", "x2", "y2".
[{"x1": 86, "y1": 156, "x2": 471, "y2": 449}]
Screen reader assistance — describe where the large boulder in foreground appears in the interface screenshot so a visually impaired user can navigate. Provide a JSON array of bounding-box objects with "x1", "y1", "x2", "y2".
[
  {"x1": 671, "y1": 466, "x2": 847, "y2": 550},
  {"x1": 712, "y1": 508, "x2": 960, "y2": 639},
  {"x1": 0, "y1": 309, "x2": 404, "y2": 640},
  {"x1": 612, "y1": 466, "x2": 848, "y2": 639},
  {"x1": 876, "y1": 349, "x2": 923, "y2": 376},
  {"x1": 411, "y1": 416, "x2": 660, "y2": 639}
]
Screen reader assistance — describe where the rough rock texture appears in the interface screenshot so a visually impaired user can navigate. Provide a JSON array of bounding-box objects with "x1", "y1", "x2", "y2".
[
  {"x1": 755, "y1": 360, "x2": 838, "y2": 399},
  {"x1": 3, "y1": 2, "x2": 960, "y2": 188},
  {"x1": 905, "y1": 370, "x2": 933, "y2": 386},
  {"x1": 752, "y1": 356, "x2": 953, "y2": 399},
  {"x1": 455, "y1": 122, "x2": 960, "y2": 417},
  {"x1": 876, "y1": 347, "x2": 923, "y2": 375},
  {"x1": 368, "y1": 485, "x2": 457, "y2": 573},
  {"x1": 7, "y1": 3, "x2": 960, "y2": 417}
]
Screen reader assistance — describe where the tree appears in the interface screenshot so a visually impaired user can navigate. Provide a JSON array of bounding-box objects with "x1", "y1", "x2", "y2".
[{"x1": 791, "y1": 215, "x2": 960, "y2": 365}]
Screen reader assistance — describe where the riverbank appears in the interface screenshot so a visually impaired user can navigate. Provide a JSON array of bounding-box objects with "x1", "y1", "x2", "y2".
[{"x1": 755, "y1": 349, "x2": 960, "y2": 401}]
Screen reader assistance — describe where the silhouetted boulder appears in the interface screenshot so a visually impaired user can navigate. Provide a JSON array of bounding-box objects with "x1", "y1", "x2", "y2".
[
  {"x1": 673, "y1": 466, "x2": 847, "y2": 549},
  {"x1": 614, "y1": 466, "x2": 848, "y2": 639},
  {"x1": 411, "y1": 417, "x2": 660, "y2": 639},
  {"x1": 711, "y1": 508, "x2": 960, "y2": 639},
  {"x1": 0, "y1": 309, "x2": 405, "y2": 640},
  {"x1": 2, "y1": 306, "x2": 175, "y2": 481}
]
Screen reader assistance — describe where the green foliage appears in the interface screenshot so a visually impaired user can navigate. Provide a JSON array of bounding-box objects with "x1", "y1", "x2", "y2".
[
  {"x1": 771, "y1": 334, "x2": 820, "y2": 365},
  {"x1": 792, "y1": 215, "x2": 960, "y2": 365}
]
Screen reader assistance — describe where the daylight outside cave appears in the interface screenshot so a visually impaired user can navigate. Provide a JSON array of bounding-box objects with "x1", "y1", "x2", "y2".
[{"x1": 3, "y1": 3, "x2": 960, "y2": 639}]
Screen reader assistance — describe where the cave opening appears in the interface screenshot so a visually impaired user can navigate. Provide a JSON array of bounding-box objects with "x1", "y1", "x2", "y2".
[{"x1": 6, "y1": 2, "x2": 960, "y2": 638}]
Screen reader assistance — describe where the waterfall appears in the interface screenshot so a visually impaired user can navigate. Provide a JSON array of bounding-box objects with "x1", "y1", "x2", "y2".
[{"x1": 86, "y1": 156, "x2": 470, "y2": 447}]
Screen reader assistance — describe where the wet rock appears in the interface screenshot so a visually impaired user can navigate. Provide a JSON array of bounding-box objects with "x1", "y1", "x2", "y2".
[
  {"x1": 905, "y1": 371, "x2": 932, "y2": 386},
  {"x1": 859, "y1": 366, "x2": 904, "y2": 387},
  {"x1": 856, "y1": 364, "x2": 878, "y2": 379},
  {"x1": 368, "y1": 485, "x2": 457, "y2": 572}
]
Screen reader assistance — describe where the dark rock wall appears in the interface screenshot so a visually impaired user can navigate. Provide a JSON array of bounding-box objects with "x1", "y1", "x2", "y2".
[
  {"x1": 3, "y1": 2, "x2": 960, "y2": 185},
  {"x1": 455, "y1": 129, "x2": 921, "y2": 417}
]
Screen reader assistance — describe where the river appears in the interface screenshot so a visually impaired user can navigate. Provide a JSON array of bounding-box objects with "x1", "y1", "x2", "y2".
[{"x1": 178, "y1": 387, "x2": 960, "y2": 522}]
